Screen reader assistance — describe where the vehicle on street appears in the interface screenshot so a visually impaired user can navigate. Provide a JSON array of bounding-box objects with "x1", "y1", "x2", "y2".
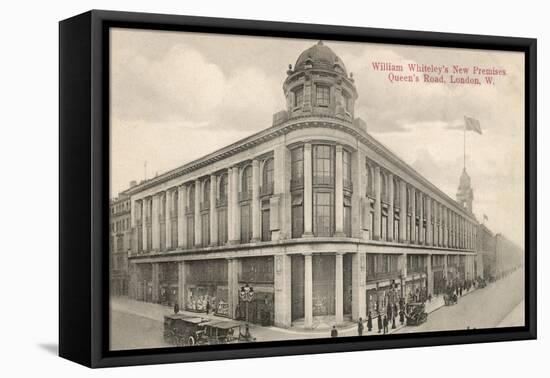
[
  {"x1": 163, "y1": 314, "x2": 209, "y2": 346},
  {"x1": 405, "y1": 302, "x2": 428, "y2": 326}
]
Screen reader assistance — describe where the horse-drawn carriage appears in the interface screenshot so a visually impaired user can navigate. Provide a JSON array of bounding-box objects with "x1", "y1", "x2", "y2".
[
  {"x1": 405, "y1": 302, "x2": 428, "y2": 326},
  {"x1": 444, "y1": 292, "x2": 458, "y2": 305}
]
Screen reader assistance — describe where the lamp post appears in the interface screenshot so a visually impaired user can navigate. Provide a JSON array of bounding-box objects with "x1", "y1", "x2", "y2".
[{"x1": 239, "y1": 283, "x2": 255, "y2": 326}]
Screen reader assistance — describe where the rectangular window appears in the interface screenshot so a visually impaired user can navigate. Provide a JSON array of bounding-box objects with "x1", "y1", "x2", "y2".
[
  {"x1": 186, "y1": 215, "x2": 194, "y2": 248},
  {"x1": 291, "y1": 194, "x2": 304, "y2": 238},
  {"x1": 313, "y1": 145, "x2": 334, "y2": 185},
  {"x1": 343, "y1": 149, "x2": 352, "y2": 190},
  {"x1": 241, "y1": 204, "x2": 251, "y2": 243},
  {"x1": 344, "y1": 196, "x2": 352, "y2": 237},
  {"x1": 261, "y1": 200, "x2": 271, "y2": 242},
  {"x1": 171, "y1": 219, "x2": 178, "y2": 248},
  {"x1": 314, "y1": 191, "x2": 333, "y2": 237},
  {"x1": 217, "y1": 207, "x2": 228, "y2": 245},
  {"x1": 316, "y1": 85, "x2": 330, "y2": 106},
  {"x1": 294, "y1": 86, "x2": 304, "y2": 108},
  {"x1": 201, "y1": 213, "x2": 210, "y2": 246}
]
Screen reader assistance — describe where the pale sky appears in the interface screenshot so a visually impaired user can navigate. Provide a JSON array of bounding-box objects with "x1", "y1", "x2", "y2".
[{"x1": 110, "y1": 28, "x2": 525, "y2": 247}]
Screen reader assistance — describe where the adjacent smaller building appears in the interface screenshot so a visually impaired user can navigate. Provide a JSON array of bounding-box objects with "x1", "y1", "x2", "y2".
[{"x1": 110, "y1": 182, "x2": 136, "y2": 296}]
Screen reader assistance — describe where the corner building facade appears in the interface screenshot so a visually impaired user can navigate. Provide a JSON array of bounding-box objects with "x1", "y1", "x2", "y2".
[{"x1": 125, "y1": 42, "x2": 478, "y2": 328}]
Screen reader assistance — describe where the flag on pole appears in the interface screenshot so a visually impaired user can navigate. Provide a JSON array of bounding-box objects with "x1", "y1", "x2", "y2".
[{"x1": 464, "y1": 116, "x2": 482, "y2": 134}]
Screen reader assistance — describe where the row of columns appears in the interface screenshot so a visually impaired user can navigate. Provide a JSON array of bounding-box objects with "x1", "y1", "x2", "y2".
[
  {"x1": 368, "y1": 165, "x2": 477, "y2": 250},
  {"x1": 135, "y1": 156, "x2": 277, "y2": 252}
]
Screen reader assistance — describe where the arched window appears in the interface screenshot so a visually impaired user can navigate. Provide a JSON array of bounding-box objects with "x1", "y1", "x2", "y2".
[
  {"x1": 218, "y1": 174, "x2": 228, "y2": 204},
  {"x1": 202, "y1": 179, "x2": 210, "y2": 208},
  {"x1": 242, "y1": 165, "x2": 252, "y2": 194},
  {"x1": 262, "y1": 158, "x2": 274, "y2": 194},
  {"x1": 366, "y1": 163, "x2": 374, "y2": 197},
  {"x1": 381, "y1": 172, "x2": 388, "y2": 202}
]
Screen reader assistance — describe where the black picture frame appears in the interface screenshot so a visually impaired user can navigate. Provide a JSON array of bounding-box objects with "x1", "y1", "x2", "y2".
[{"x1": 59, "y1": 9, "x2": 537, "y2": 368}]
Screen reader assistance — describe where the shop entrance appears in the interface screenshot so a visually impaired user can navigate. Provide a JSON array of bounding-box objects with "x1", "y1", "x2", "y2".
[{"x1": 291, "y1": 255, "x2": 304, "y2": 321}]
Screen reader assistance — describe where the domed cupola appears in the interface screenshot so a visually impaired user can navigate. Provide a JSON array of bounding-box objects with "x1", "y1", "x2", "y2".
[
  {"x1": 281, "y1": 41, "x2": 358, "y2": 123},
  {"x1": 456, "y1": 168, "x2": 474, "y2": 212}
]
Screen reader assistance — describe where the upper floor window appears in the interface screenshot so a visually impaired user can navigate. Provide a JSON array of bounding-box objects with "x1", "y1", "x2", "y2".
[
  {"x1": 393, "y1": 177, "x2": 400, "y2": 206},
  {"x1": 313, "y1": 145, "x2": 334, "y2": 186},
  {"x1": 294, "y1": 86, "x2": 304, "y2": 108},
  {"x1": 202, "y1": 179, "x2": 210, "y2": 209},
  {"x1": 218, "y1": 174, "x2": 228, "y2": 204},
  {"x1": 316, "y1": 85, "x2": 330, "y2": 107},
  {"x1": 187, "y1": 184, "x2": 195, "y2": 212},
  {"x1": 241, "y1": 165, "x2": 252, "y2": 195},
  {"x1": 366, "y1": 163, "x2": 374, "y2": 197},
  {"x1": 381, "y1": 172, "x2": 388, "y2": 202},
  {"x1": 262, "y1": 158, "x2": 274, "y2": 193},
  {"x1": 291, "y1": 147, "x2": 304, "y2": 187},
  {"x1": 343, "y1": 149, "x2": 351, "y2": 188}
]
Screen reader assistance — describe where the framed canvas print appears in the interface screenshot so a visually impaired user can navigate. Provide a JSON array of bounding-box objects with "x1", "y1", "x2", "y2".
[{"x1": 59, "y1": 10, "x2": 536, "y2": 368}]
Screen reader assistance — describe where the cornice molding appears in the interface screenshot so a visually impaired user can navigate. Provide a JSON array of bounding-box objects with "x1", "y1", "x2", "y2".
[{"x1": 123, "y1": 115, "x2": 474, "y2": 219}]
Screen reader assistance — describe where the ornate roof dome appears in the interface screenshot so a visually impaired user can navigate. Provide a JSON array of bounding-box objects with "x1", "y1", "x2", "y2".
[{"x1": 294, "y1": 41, "x2": 347, "y2": 75}]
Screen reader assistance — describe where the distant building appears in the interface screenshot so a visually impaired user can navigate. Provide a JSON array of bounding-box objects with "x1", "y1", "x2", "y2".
[
  {"x1": 122, "y1": 41, "x2": 479, "y2": 328},
  {"x1": 110, "y1": 181, "x2": 136, "y2": 296}
]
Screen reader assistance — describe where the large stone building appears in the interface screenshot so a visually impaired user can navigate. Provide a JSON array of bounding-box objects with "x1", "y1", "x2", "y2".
[{"x1": 123, "y1": 41, "x2": 479, "y2": 328}]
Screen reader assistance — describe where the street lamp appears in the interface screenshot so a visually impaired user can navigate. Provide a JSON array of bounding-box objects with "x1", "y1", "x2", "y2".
[{"x1": 239, "y1": 284, "x2": 255, "y2": 326}]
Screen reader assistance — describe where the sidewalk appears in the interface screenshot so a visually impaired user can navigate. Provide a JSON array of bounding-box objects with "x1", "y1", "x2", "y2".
[{"x1": 111, "y1": 293, "x2": 467, "y2": 342}]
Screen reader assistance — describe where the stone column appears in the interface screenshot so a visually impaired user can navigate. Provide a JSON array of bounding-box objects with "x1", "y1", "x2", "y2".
[
  {"x1": 227, "y1": 168, "x2": 235, "y2": 243},
  {"x1": 388, "y1": 173, "x2": 394, "y2": 242},
  {"x1": 426, "y1": 197, "x2": 432, "y2": 246},
  {"x1": 152, "y1": 262, "x2": 160, "y2": 303},
  {"x1": 443, "y1": 207, "x2": 448, "y2": 247},
  {"x1": 399, "y1": 181, "x2": 407, "y2": 243},
  {"x1": 353, "y1": 150, "x2": 366, "y2": 239},
  {"x1": 443, "y1": 254, "x2": 448, "y2": 280},
  {"x1": 152, "y1": 194, "x2": 160, "y2": 251},
  {"x1": 210, "y1": 174, "x2": 218, "y2": 246},
  {"x1": 304, "y1": 253, "x2": 313, "y2": 328},
  {"x1": 411, "y1": 187, "x2": 417, "y2": 244},
  {"x1": 274, "y1": 254, "x2": 292, "y2": 327},
  {"x1": 418, "y1": 192, "x2": 424, "y2": 245},
  {"x1": 352, "y1": 252, "x2": 366, "y2": 321},
  {"x1": 229, "y1": 167, "x2": 241, "y2": 244},
  {"x1": 177, "y1": 186, "x2": 187, "y2": 249},
  {"x1": 335, "y1": 253, "x2": 344, "y2": 324},
  {"x1": 426, "y1": 254, "x2": 434, "y2": 297},
  {"x1": 251, "y1": 159, "x2": 261, "y2": 242},
  {"x1": 142, "y1": 198, "x2": 149, "y2": 251},
  {"x1": 177, "y1": 261, "x2": 187, "y2": 309},
  {"x1": 303, "y1": 143, "x2": 314, "y2": 237},
  {"x1": 335, "y1": 145, "x2": 345, "y2": 237},
  {"x1": 194, "y1": 179, "x2": 202, "y2": 247},
  {"x1": 373, "y1": 166, "x2": 381, "y2": 240},
  {"x1": 227, "y1": 258, "x2": 240, "y2": 319},
  {"x1": 165, "y1": 191, "x2": 172, "y2": 249}
]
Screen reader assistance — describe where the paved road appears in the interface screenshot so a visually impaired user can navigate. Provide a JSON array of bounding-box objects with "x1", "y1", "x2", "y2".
[
  {"x1": 396, "y1": 268, "x2": 524, "y2": 334},
  {"x1": 110, "y1": 311, "x2": 169, "y2": 350}
]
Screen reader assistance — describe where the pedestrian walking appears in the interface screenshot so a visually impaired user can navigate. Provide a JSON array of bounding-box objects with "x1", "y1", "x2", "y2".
[
  {"x1": 357, "y1": 318, "x2": 364, "y2": 336},
  {"x1": 173, "y1": 301, "x2": 179, "y2": 314},
  {"x1": 399, "y1": 308, "x2": 404, "y2": 325},
  {"x1": 205, "y1": 299, "x2": 210, "y2": 314},
  {"x1": 383, "y1": 315, "x2": 388, "y2": 334},
  {"x1": 377, "y1": 314, "x2": 382, "y2": 333},
  {"x1": 367, "y1": 311, "x2": 373, "y2": 332},
  {"x1": 331, "y1": 325, "x2": 338, "y2": 338}
]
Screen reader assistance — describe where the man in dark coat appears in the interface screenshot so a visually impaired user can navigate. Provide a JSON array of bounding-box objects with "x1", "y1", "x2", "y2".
[
  {"x1": 383, "y1": 315, "x2": 388, "y2": 334},
  {"x1": 357, "y1": 318, "x2": 364, "y2": 336},
  {"x1": 331, "y1": 325, "x2": 338, "y2": 338},
  {"x1": 173, "y1": 301, "x2": 179, "y2": 314},
  {"x1": 367, "y1": 311, "x2": 373, "y2": 332},
  {"x1": 377, "y1": 314, "x2": 383, "y2": 333},
  {"x1": 399, "y1": 307, "x2": 404, "y2": 325}
]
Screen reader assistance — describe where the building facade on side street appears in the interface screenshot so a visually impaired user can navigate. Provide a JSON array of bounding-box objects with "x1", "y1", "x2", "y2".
[
  {"x1": 110, "y1": 188, "x2": 134, "y2": 296},
  {"x1": 119, "y1": 41, "x2": 483, "y2": 329}
]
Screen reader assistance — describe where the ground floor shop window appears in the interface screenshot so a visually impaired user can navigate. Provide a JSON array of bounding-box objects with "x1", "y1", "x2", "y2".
[
  {"x1": 312, "y1": 254, "x2": 335, "y2": 316},
  {"x1": 235, "y1": 291, "x2": 274, "y2": 326}
]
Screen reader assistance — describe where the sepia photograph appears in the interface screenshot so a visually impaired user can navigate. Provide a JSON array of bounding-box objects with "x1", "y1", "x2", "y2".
[{"x1": 108, "y1": 28, "x2": 526, "y2": 351}]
